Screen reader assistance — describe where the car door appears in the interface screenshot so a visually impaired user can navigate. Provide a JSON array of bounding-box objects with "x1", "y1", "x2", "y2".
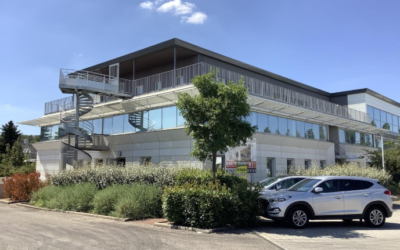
[
  {"x1": 341, "y1": 179, "x2": 373, "y2": 215},
  {"x1": 312, "y1": 179, "x2": 344, "y2": 216}
]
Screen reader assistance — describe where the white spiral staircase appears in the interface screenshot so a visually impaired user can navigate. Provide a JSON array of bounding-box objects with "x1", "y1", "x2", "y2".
[
  {"x1": 59, "y1": 69, "x2": 133, "y2": 169},
  {"x1": 128, "y1": 111, "x2": 156, "y2": 132}
]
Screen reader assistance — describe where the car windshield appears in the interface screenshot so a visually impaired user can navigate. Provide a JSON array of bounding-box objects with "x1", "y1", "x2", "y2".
[
  {"x1": 259, "y1": 177, "x2": 283, "y2": 187},
  {"x1": 288, "y1": 178, "x2": 322, "y2": 192}
]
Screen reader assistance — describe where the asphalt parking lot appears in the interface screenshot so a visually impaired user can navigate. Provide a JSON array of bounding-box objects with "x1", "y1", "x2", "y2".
[{"x1": 254, "y1": 202, "x2": 400, "y2": 250}]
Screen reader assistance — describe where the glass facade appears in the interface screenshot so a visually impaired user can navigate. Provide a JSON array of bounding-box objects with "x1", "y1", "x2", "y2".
[
  {"x1": 40, "y1": 107, "x2": 329, "y2": 142},
  {"x1": 40, "y1": 124, "x2": 60, "y2": 141},
  {"x1": 367, "y1": 105, "x2": 400, "y2": 133},
  {"x1": 339, "y1": 129, "x2": 374, "y2": 147}
]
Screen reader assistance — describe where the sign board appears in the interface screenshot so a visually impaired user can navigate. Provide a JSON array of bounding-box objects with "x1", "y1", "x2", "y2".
[{"x1": 225, "y1": 139, "x2": 256, "y2": 175}]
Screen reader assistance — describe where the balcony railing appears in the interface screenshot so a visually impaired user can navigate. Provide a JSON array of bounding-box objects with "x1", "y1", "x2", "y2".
[{"x1": 44, "y1": 63, "x2": 370, "y2": 124}]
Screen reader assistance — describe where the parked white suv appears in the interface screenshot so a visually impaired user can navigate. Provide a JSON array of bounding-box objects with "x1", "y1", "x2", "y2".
[{"x1": 263, "y1": 176, "x2": 393, "y2": 228}]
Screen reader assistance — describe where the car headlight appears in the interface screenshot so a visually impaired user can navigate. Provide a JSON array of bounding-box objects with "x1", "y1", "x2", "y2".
[{"x1": 269, "y1": 196, "x2": 291, "y2": 203}]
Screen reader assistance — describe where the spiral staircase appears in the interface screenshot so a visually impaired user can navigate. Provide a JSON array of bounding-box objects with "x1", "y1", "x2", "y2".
[
  {"x1": 128, "y1": 111, "x2": 156, "y2": 132},
  {"x1": 59, "y1": 69, "x2": 133, "y2": 169}
]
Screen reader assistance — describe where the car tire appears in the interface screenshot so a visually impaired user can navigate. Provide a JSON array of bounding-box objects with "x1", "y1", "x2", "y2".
[
  {"x1": 287, "y1": 206, "x2": 309, "y2": 229},
  {"x1": 364, "y1": 206, "x2": 386, "y2": 228},
  {"x1": 343, "y1": 219, "x2": 353, "y2": 223}
]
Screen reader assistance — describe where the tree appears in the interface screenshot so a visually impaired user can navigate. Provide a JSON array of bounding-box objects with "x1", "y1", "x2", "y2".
[
  {"x1": 0, "y1": 121, "x2": 21, "y2": 161},
  {"x1": 177, "y1": 71, "x2": 257, "y2": 178},
  {"x1": 364, "y1": 137, "x2": 400, "y2": 182},
  {"x1": 2, "y1": 137, "x2": 25, "y2": 167}
]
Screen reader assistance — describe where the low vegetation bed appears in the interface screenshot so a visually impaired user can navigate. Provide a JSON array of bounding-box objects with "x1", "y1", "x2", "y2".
[
  {"x1": 2, "y1": 172, "x2": 46, "y2": 201},
  {"x1": 289, "y1": 162, "x2": 392, "y2": 186}
]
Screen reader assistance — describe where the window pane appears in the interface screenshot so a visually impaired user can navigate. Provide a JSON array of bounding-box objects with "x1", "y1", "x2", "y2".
[
  {"x1": 345, "y1": 130, "x2": 355, "y2": 144},
  {"x1": 339, "y1": 129, "x2": 345, "y2": 143},
  {"x1": 313, "y1": 124, "x2": 320, "y2": 140},
  {"x1": 123, "y1": 114, "x2": 135, "y2": 133},
  {"x1": 177, "y1": 109, "x2": 185, "y2": 127},
  {"x1": 258, "y1": 113, "x2": 269, "y2": 133},
  {"x1": 51, "y1": 125, "x2": 59, "y2": 140},
  {"x1": 296, "y1": 121, "x2": 304, "y2": 138},
  {"x1": 393, "y1": 116, "x2": 399, "y2": 126},
  {"x1": 278, "y1": 117, "x2": 287, "y2": 135},
  {"x1": 317, "y1": 180, "x2": 340, "y2": 193},
  {"x1": 269, "y1": 116, "x2": 278, "y2": 135},
  {"x1": 288, "y1": 119, "x2": 296, "y2": 137},
  {"x1": 367, "y1": 106, "x2": 374, "y2": 119},
  {"x1": 319, "y1": 125, "x2": 327, "y2": 141},
  {"x1": 112, "y1": 115, "x2": 124, "y2": 135},
  {"x1": 355, "y1": 132, "x2": 360, "y2": 145},
  {"x1": 245, "y1": 112, "x2": 257, "y2": 127},
  {"x1": 130, "y1": 111, "x2": 149, "y2": 132},
  {"x1": 163, "y1": 106, "x2": 177, "y2": 129},
  {"x1": 374, "y1": 108, "x2": 380, "y2": 121},
  {"x1": 93, "y1": 118, "x2": 103, "y2": 134},
  {"x1": 380, "y1": 110, "x2": 386, "y2": 122},
  {"x1": 149, "y1": 108, "x2": 162, "y2": 130},
  {"x1": 41, "y1": 126, "x2": 51, "y2": 141},
  {"x1": 305, "y1": 123, "x2": 314, "y2": 139},
  {"x1": 103, "y1": 117, "x2": 112, "y2": 135},
  {"x1": 387, "y1": 113, "x2": 393, "y2": 125},
  {"x1": 365, "y1": 134, "x2": 373, "y2": 147},
  {"x1": 382, "y1": 121, "x2": 390, "y2": 130},
  {"x1": 394, "y1": 125, "x2": 399, "y2": 134}
]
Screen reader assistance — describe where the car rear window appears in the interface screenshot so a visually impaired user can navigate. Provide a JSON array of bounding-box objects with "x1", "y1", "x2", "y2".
[{"x1": 340, "y1": 180, "x2": 374, "y2": 191}]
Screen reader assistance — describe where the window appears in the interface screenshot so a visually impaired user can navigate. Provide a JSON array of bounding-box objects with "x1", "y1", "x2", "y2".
[
  {"x1": 141, "y1": 157, "x2": 152, "y2": 165},
  {"x1": 313, "y1": 124, "x2": 320, "y2": 140},
  {"x1": 367, "y1": 106, "x2": 374, "y2": 119},
  {"x1": 93, "y1": 118, "x2": 103, "y2": 134},
  {"x1": 305, "y1": 160, "x2": 311, "y2": 169},
  {"x1": 103, "y1": 117, "x2": 112, "y2": 135},
  {"x1": 339, "y1": 129, "x2": 345, "y2": 143},
  {"x1": 340, "y1": 180, "x2": 372, "y2": 191},
  {"x1": 317, "y1": 180, "x2": 340, "y2": 193},
  {"x1": 149, "y1": 109, "x2": 162, "y2": 130},
  {"x1": 112, "y1": 115, "x2": 124, "y2": 135},
  {"x1": 269, "y1": 116, "x2": 278, "y2": 135},
  {"x1": 258, "y1": 113, "x2": 269, "y2": 133},
  {"x1": 123, "y1": 114, "x2": 134, "y2": 133},
  {"x1": 155, "y1": 81, "x2": 162, "y2": 91},
  {"x1": 319, "y1": 125, "x2": 327, "y2": 141},
  {"x1": 245, "y1": 112, "x2": 257, "y2": 127},
  {"x1": 380, "y1": 110, "x2": 387, "y2": 122},
  {"x1": 267, "y1": 158, "x2": 276, "y2": 177},
  {"x1": 136, "y1": 86, "x2": 143, "y2": 95},
  {"x1": 51, "y1": 125, "x2": 59, "y2": 140},
  {"x1": 287, "y1": 159, "x2": 295, "y2": 174},
  {"x1": 305, "y1": 123, "x2": 314, "y2": 139},
  {"x1": 355, "y1": 132, "x2": 361, "y2": 145},
  {"x1": 162, "y1": 106, "x2": 177, "y2": 129},
  {"x1": 320, "y1": 160, "x2": 326, "y2": 169},
  {"x1": 279, "y1": 117, "x2": 288, "y2": 135},
  {"x1": 280, "y1": 179, "x2": 297, "y2": 189},
  {"x1": 177, "y1": 109, "x2": 185, "y2": 127},
  {"x1": 288, "y1": 119, "x2": 296, "y2": 137},
  {"x1": 176, "y1": 76, "x2": 184, "y2": 85},
  {"x1": 296, "y1": 121, "x2": 305, "y2": 138}
]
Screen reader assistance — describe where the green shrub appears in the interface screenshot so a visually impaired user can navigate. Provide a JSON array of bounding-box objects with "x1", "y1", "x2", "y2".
[
  {"x1": 163, "y1": 181, "x2": 239, "y2": 229},
  {"x1": 92, "y1": 185, "x2": 124, "y2": 215},
  {"x1": 51, "y1": 164, "x2": 192, "y2": 189},
  {"x1": 30, "y1": 183, "x2": 97, "y2": 212},
  {"x1": 114, "y1": 184, "x2": 162, "y2": 219},
  {"x1": 289, "y1": 163, "x2": 392, "y2": 186}
]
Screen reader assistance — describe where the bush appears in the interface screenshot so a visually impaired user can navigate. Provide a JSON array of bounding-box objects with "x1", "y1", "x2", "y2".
[
  {"x1": 289, "y1": 163, "x2": 392, "y2": 186},
  {"x1": 51, "y1": 164, "x2": 191, "y2": 189},
  {"x1": 164, "y1": 169, "x2": 262, "y2": 228},
  {"x1": 2, "y1": 172, "x2": 43, "y2": 201},
  {"x1": 163, "y1": 181, "x2": 239, "y2": 229},
  {"x1": 30, "y1": 183, "x2": 97, "y2": 212}
]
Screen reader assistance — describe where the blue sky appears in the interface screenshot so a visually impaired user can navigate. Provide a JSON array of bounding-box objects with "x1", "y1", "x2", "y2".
[{"x1": 1, "y1": 0, "x2": 399, "y2": 135}]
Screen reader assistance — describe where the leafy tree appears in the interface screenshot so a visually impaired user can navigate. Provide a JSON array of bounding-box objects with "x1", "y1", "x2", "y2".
[
  {"x1": 0, "y1": 121, "x2": 21, "y2": 162},
  {"x1": 2, "y1": 137, "x2": 25, "y2": 167},
  {"x1": 365, "y1": 137, "x2": 400, "y2": 182},
  {"x1": 177, "y1": 71, "x2": 257, "y2": 177}
]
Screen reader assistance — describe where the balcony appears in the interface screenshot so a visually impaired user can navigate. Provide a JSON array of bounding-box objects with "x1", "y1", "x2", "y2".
[{"x1": 44, "y1": 62, "x2": 370, "y2": 124}]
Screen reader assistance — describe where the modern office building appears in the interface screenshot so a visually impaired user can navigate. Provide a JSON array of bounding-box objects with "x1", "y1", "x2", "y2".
[{"x1": 19, "y1": 38, "x2": 400, "y2": 182}]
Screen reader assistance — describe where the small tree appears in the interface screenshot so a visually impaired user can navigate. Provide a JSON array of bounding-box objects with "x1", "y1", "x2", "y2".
[
  {"x1": 2, "y1": 137, "x2": 25, "y2": 168},
  {"x1": 177, "y1": 71, "x2": 257, "y2": 178},
  {"x1": 0, "y1": 120, "x2": 21, "y2": 162}
]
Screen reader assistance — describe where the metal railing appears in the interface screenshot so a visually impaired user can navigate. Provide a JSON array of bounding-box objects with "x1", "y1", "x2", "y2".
[
  {"x1": 45, "y1": 96, "x2": 75, "y2": 115},
  {"x1": 45, "y1": 63, "x2": 370, "y2": 124}
]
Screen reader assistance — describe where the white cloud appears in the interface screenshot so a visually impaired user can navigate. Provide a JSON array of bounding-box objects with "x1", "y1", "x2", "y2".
[
  {"x1": 181, "y1": 12, "x2": 207, "y2": 24},
  {"x1": 73, "y1": 52, "x2": 83, "y2": 57},
  {"x1": 157, "y1": 0, "x2": 194, "y2": 15},
  {"x1": 139, "y1": 0, "x2": 207, "y2": 24}
]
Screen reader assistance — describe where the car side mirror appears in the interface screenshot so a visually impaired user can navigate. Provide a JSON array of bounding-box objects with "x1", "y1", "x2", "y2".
[
  {"x1": 314, "y1": 187, "x2": 323, "y2": 193},
  {"x1": 275, "y1": 183, "x2": 282, "y2": 191}
]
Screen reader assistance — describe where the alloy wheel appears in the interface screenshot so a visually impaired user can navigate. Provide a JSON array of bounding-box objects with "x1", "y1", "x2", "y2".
[
  {"x1": 293, "y1": 210, "x2": 307, "y2": 227},
  {"x1": 369, "y1": 209, "x2": 384, "y2": 226}
]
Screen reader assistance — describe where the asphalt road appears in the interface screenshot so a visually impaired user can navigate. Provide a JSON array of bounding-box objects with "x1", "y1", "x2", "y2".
[{"x1": 0, "y1": 203, "x2": 279, "y2": 250}]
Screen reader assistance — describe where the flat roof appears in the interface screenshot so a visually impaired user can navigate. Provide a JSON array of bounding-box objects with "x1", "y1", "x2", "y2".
[{"x1": 331, "y1": 88, "x2": 400, "y2": 109}]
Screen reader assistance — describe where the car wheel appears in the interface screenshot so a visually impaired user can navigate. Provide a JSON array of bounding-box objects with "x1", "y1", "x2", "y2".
[
  {"x1": 343, "y1": 219, "x2": 353, "y2": 223},
  {"x1": 364, "y1": 206, "x2": 386, "y2": 228},
  {"x1": 287, "y1": 206, "x2": 309, "y2": 229}
]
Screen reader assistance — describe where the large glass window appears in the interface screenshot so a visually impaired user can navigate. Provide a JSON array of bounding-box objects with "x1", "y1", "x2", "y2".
[
  {"x1": 149, "y1": 109, "x2": 162, "y2": 130},
  {"x1": 288, "y1": 119, "x2": 296, "y2": 137},
  {"x1": 177, "y1": 109, "x2": 185, "y2": 127},
  {"x1": 367, "y1": 106, "x2": 374, "y2": 119},
  {"x1": 245, "y1": 112, "x2": 257, "y2": 127},
  {"x1": 103, "y1": 117, "x2": 112, "y2": 135},
  {"x1": 51, "y1": 125, "x2": 59, "y2": 140},
  {"x1": 319, "y1": 125, "x2": 327, "y2": 141},
  {"x1": 93, "y1": 118, "x2": 103, "y2": 134},
  {"x1": 355, "y1": 132, "x2": 361, "y2": 145},
  {"x1": 345, "y1": 130, "x2": 355, "y2": 144},
  {"x1": 305, "y1": 123, "x2": 314, "y2": 139},
  {"x1": 258, "y1": 113, "x2": 269, "y2": 133},
  {"x1": 278, "y1": 117, "x2": 288, "y2": 136},
  {"x1": 373, "y1": 108, "x2": 380, "y2": 121},
  {"x1": 163, "y1": 106, "x2": 177, "y2": 129},
  {"x1": 340, "y1": 129, "x2": 373, "y2": 147},
  {"x1": 312, "y1": 124, "x2": 320, "y2": 140},
  {"x1": 339, "y1": 129, "x2": 345, "y2": 143},
  {"x1": 380, "y1": 110, "x2": 387, "y2": 122},
  {"x1": 269, "y1": 116, "x2": 278, "y2": 135},
  {"x1": 112, "y1": 115, "x2": 124, "y2": 134},
  {"x1": 296, "y1": 121, "x2": 304, "y2": 138},
  {"x1": 123, "y1": 114, "x2": 135, "y2": 133}
]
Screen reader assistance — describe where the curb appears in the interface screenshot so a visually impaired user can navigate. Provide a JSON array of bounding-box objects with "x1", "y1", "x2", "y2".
[
  {"x1": 16, "y1": 203, "x2": 131, "y2": 222},
  {"x1": 0, "y1": 199, "x2": 29, "y2": 205},
  {"x1": 154, "y1": 221, "x2": 234, "y2": 234}
]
